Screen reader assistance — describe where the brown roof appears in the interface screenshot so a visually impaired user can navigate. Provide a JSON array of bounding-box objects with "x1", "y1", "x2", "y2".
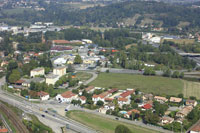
[
  {"x1": 190, "y1": 120, "x2": 200, "y2": 132},
  {"x1": 80, "y1": 96, "x2": 86, "y2": 101},
  {"x1": 85, "y1": 86, "x2": 95, "y2": 92},
  {"x1": 170, "y1": 97, "x2": 182, "y2": 103},
  {"x1": 118, "y1": 97, "x2": 128, "y2": 102},
  {"x1": 37, "y1": 91, "x2": 49, "y2": 97},
  {"x1": 15, "y1": 79, "x2": 25, "y2": 84},
  {"x1": 108, "y1": 88, "x2": 118, "y2": 93},
  {"x1": 61, "y1": 91, "x2": 76, "y2": 98},
  {"x1": 154, "y1": 96, "x2": 168, "y2": 102},
  {"x1": 186, "y1": 99, "x2": 196, "y2": 104},
  {"x1": 104, "y1": 98, "x2": 114, "y2": 101},
  {"x1": 120, "y1": 90, "x2": 135, "y2": 98},
  {"x1": 53, "y1": 40, "x2": 70, "y2": 44},
  {"x1": 127, "y1": 109, "x2": 140, "y2": 115},
  {"x1": 0, "y1": 129, "x2": 8, "y2": 133}
]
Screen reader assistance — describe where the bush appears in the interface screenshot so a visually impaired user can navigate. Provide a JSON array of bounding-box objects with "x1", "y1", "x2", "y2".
[{"x1": 115, "y1": 125, "x2": 131, "y2": 133}]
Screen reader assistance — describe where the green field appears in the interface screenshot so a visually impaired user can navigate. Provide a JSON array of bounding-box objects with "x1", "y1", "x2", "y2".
[
  {"x1": 66, "y1": 111, "x2": 158, "y2": 133},
  {"x1": 90, "y1": 73, "x2": 183, "y2": 96},
  {"x1": 183, "y1": 81, "x2": 200, "y2": 99},
  {"x1": 75, "y1": 72, "x2": 93, "y2": 81}
]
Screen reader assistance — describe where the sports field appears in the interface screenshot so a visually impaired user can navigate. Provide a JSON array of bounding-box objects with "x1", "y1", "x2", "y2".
[
  {"x1": 90, "y1": 73, "x2": 183, "y2": 96},
  {"x1": 66, "y1": 111, "x2": 158, "y2": 133}
]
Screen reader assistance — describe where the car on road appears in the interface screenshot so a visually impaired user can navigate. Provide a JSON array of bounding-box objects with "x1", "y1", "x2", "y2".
[
  {"x1": 115, "y1": 117, "x2": 119, "y2": 120},
  {"x1": 41, "y1": 114, "x2": 45, "y2": 117},
  {"x1": 45, "y1": 110, "x2": 48, "y2": 113},
  {"x1": 65, "y1": 108, "x2": 68, "y2": 112}
]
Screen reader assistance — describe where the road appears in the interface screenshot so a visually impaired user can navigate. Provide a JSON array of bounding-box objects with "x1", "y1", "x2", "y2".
[{"x1": 0, "y1": 77, "x2": 97, "y2": 133}]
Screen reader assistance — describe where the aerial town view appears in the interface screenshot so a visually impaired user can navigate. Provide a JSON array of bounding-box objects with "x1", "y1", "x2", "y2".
[{"x1": 1, "y1": 0, "x2": 200, "y2": 133}]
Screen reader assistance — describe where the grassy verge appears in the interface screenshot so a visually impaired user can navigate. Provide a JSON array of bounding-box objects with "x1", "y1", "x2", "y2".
[
  {"x1": 66, "y1": 110, "x2": 158, "y2": 133},
  {"x1": 23, "y1": 114, "x2": 53, "y2": 133},
  {"x1": 90, "y1": 73, "x2": 183, "y2": 96},
  {"x1": 183, "y1": 81, "x2": 200, "y2": 99}
]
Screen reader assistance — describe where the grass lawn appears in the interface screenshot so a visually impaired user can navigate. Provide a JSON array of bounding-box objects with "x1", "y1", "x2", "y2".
[
  {"x1": 52, "y1": 88, "x2": 67, "y2": 96},
  {"x1": 162, "y1": 39, "x2": 195, "y2": 44},
  {"x1": 75, "y1": 72, "x2": 93, "y2": 81},
  {"x1": 90, "y1": 73, "x2": 183, "y2": 96},
  {"x1": 66, "y1": 111, "x2": 158, "y2": 133},
  {"x1": 183, "y1": 81, "x2": 200, "y2": 99}
]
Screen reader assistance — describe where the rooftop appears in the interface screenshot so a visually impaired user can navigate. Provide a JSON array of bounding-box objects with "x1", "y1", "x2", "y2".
[
  {"x1": 31, "y1": 67, "x2": 44, "y2": 72},
  {"x1": 61, "y1": 91, "x2": 76, "y2": 98},
  {"x1": 46, "y1": 74, "x2": 59, "y2": 79}
]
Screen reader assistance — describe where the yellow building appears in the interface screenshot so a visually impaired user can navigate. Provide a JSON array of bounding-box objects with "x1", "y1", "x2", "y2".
[{"x1": 45, "y1": 74, "x2": 59, "y2": 85}]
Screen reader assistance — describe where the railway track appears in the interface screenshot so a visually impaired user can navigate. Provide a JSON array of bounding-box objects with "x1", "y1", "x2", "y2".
[{"x1": 0, "y1": 102, "x2": 29, "y2": 133}]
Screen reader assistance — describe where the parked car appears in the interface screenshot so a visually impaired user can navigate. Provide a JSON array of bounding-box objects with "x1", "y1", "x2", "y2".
[{"x1": 41, "y1": 114, "x2": 45, "y2": 117}]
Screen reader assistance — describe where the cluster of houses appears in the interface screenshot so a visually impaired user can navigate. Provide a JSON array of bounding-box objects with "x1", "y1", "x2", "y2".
[{"x1": 55, "y1": 86, "x2": 198, "y2": 126}]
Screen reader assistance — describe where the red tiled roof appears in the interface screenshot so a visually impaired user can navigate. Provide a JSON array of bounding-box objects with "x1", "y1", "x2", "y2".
[
  {"x1": 85, "y1": 86, "x2": 95, "y2": 92},
  {"x1": 120, "y1": 90, "x2": 135, "y2": 98},
  {"x1": 38, "y1": 91, "x2": 49, "y2": 97},
  {"x1": 80, "y1": 96, "x2": 86, "y2": 101},
  {"x1": 127, "y1": 109, "x2": 140, "y2": 115},
  {"x1": 104, "y1": 98, "x2": 114, "y2": 101},
  {"x1": 15, "y1": 80, "x2": 25, "y2": 84},
  {"x1": 118, "y1": 97, "x2": 128, "y2": 102},
  {"x1": 108, "y1": 88, "x2": 118, "y2": 93},
  {"x1": 61, "y1": 91, "x2": 76, "y2": 98},
  {"x1": 53, "y1": 40, "x2": 70, "y2": 44},
  {"x1": 51, "y1": 46, "x2": 72, "y2": 51},
  {"x1": 190, "y1": 120, "x2": 200, "y2": 132},
  {"x1": 0, "y1": 128, "x2": 8, "y2": 133},
  {"x1": 143, "y1": 104, "x2": 152, "y2": 109}
]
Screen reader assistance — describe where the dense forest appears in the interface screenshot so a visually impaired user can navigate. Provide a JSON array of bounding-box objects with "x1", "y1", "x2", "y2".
[{"x1": 1, "y1": 1, "x2": 200, "y2": 29}]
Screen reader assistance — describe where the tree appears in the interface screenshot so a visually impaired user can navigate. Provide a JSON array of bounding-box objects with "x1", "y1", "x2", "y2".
[
  {"x1": 74, "y1": 55, "x2": 83, "y2": 64},
  {"x1": 131, "y1": 112, "x2": 135, "y2": 120},
  {"x1": 115, "y1": 125, "x2": 131, "y2": 133},
  {"x1": 163, "y1": 69, "x2": 171, "y2": 77},
  {"x1": 172, "y1": 71, "x2": 180, "y2": 78},
  {"x1": 96, "y1": 100, "x2": 104, "y2": 106},
  {"x1": 8, "y1": 69, "x2": 21, "y2": 83},
  {"x1": 144, "y1": 111, "x2": 159, "y2": 125},
  {"x1": 21, "y1": 89, "x2": 29, "y2": 97},
  {"x1": 153, "y1": 101, "x2": 168, "y2": 116},
  {"x1": 180, "y1": 72, "x2": 184, "y2": 78}
]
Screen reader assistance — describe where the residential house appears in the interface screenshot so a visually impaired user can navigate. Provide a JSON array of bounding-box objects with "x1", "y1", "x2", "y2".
[
  {"x1": 118, "y1": 98, "x2": 129, "y2": 106},
  {"x1": 120, "y1": 89, "x2": 135, "y2": 99},
  {"x1": 53, "y1": 66, "x2": 66, "y2": 77},
  {"x1": 124, "y1": 109, "x2": 140, "y2": 119},
  {"x1": 189, "y1": 120, "x2": 200, "y2": 133},
  {"x1": 22, "y1": 77, "x2": 45, "y2": 87},
  {"x1": 92, "y1": 91, "x2": 111, "y2": 104},
  {"x1": 45, "y1": 74, "x2": 59, "y2": 85},
  {"x1": 30, "y1": 67, "x2": 45, "y2": 77},
  {"x1": 56, "y1": 91, "x2": 78, "y2": 103},
  {"x1": 186, "y1": 100, "x2": 197, "y2": 107},
  {"x1": 161, "y1": 116, "x2": 174, "y2": 125},
  {"x1": 170, "y1": 97, "x2": 182, "y2": 103},
  {"x1": 37, "y1": 91, "x2": 49, "y2": 100},
  {"x1": 0, "y1": 128, "x2": 8, "y2": 133},
  {"x1": 79, "y1": 96, "x2": 86, "y2": 104},
  {"x1": 85, "y1": 86, "x2": 95, "y2": 93},
  {"x1": 142, "y1": 104, "x2": 152, "y2": 110},
  {"x1": 142, "y1": 94, "x2": 153, "y2": 101},
  {"x1": 154, "y1": 96, "x2": 168, "y2": 103},
  {"x1": 176, "y1": 106, "x2": 193, "y2": 118}
]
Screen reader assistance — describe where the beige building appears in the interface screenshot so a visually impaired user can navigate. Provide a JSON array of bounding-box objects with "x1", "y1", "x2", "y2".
[
  {"x1": 53, "y1": 66, "x2": 66, "y2": 77},
  {"x1": 45, "y1": 74, "x2": 59, "y2": 85},
  {"x1": 30, "y1": 67, "x2": 45, "y2": 77}
]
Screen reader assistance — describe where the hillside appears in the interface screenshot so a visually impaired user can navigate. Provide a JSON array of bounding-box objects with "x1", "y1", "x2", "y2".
[{"x1": 1, "y1": 0, "x2": 200, "y2": 30}]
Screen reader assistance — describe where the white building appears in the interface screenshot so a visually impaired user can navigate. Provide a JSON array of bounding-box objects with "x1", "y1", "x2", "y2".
[
  {"x1": 30, "y1": 67, "x2": 45, "y2": 77},
  {"x1": 54, "y1": 58, "x2": 67, "y2": 65},
  {"x1": 82, "y1": 39, "x2": 93, "y2": 44},
  {"x1": 150, "y1": 37, "x2": 161, "y2": 43},
  {"x1": 37, "y1": 91, "x2": 49, "y2": 101},
  {"x1": 45, "y1": 74, "x2": 59, "y2": 85},
  {"x1": 56, "y1": 91, "x2": 78, "y2": 103},
  {"x1": 53, "y1": 66, "x2": 66, "y2": 77}
]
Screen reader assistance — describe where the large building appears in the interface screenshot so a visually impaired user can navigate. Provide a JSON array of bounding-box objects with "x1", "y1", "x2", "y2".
[
  {"x1": 45, "y1": 74, "x2": 59, "y2": 85},
  {"x1": 30, "y1": 67, "x2": 45, "y2": 77},
  {"x1": 53, "y1": 66, "x2": 66, "y2": 77},
  {"x1": 56, "y1": 91, "x2": 78, "y2": 103}
]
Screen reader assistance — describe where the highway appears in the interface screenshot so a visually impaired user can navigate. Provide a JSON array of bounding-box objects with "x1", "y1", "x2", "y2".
[{"x1": 0, "y1": 77, "x2": 97, "y2": 133}]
